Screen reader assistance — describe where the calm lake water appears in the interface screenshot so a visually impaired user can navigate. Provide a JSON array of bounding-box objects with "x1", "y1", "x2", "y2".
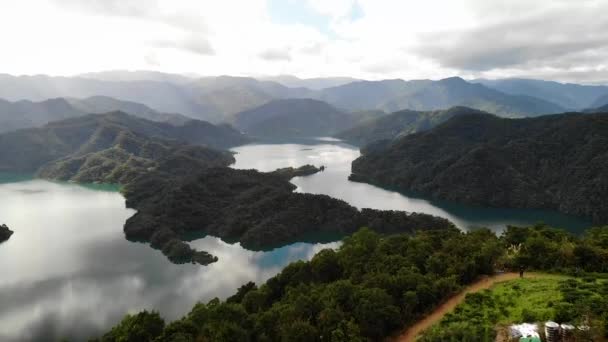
[
  {"x1": 0, "y1": 179, "x2": 338, "y2": 341},
  {"x1": 0, "y1": 140, "x2": 592, "y2": 341}
]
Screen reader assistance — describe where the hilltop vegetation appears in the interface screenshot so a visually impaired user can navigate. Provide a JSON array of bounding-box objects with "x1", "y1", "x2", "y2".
[
  {"x1": 99, "y1": 224, "x2": 608, "y2": 341},
  {"x1": 421, "y1": 276, "x2": 608, "y2": 341},
  {"x1": 98, "y1": 227, "x2": 503, "y2": 342},
  {"x1": 336, "y1": 106, "x2": 487, "y2": 146},
  {"x1": 351, "y1": 112, "x2": 608, "y2": 224}
]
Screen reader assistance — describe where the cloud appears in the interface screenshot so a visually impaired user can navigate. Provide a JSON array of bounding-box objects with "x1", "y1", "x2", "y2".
[
  {"x1": 1, "y1": 0, "x2": 607, "y2": 83},
  {"x1": 259, "y1": 48, "x2": 292, "y2": 61},
  {"x1": 51, "y1": 0, "x2": 156, "y2": 18},
  {"x1": 152, "y1": 35, "x2": 215, "y2": 56},
  {"x1": 412, "y1": 2, "x2": 608, "y2": 72}
]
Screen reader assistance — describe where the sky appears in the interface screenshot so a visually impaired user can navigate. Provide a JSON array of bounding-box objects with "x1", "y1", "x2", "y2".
[{"x1": 1, "y1": 0, "x2": 607, "y2": 83}]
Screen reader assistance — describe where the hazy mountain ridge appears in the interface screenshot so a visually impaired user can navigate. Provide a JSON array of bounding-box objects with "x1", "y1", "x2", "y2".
[
  {"x1": 591, "y1": 93, "x2": 608, "y2": 109},
  {"x1": 233, "y1": 98, "x2": 357, "y2": 138},
  {"x1": 476, "y1": 78, "x2": 608, "y2": 109},
  {"x1": 0, "y1": 97, "x2": 83, "y2": 133},
  {"x1": 0, "y1": 111, "x2": 245, "y2": 174},
  {"x1": 0, "y1": 96, "x2": 193, "y2": 134},
  {"x1": 78, "y1": 70, "x2": 196, "y2": 84},
  {"x1": 260, "y1": 75, "x2": 360, "y2": 90},
  {"x1": 336, "y1": 106, "x2": 488, "y2": 146},
  {"x1": 0, "y1": 73, "x2": 584, "y2": 124},
  {"x1": 67, "y1": 96, "x2": 193, "y2": 125},
  {"x1": 380, "y1": 77, "x2": 566, "y2": 117},
  {"x1": 351, "y1": 112, "x2": 608, "y2": 224}
]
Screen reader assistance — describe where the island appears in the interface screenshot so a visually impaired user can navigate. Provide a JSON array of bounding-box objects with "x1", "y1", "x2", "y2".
[
  {"x1": 0, "y1": 224, "x2": 13, "y2": 243},
  {"x1": 122, "y1": 162, "x2": 454, "y2": 264}
]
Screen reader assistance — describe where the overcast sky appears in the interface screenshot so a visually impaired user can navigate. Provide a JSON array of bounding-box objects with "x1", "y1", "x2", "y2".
[{"x1": 1, "y1": 0, "x2": 607, "y2": 83}]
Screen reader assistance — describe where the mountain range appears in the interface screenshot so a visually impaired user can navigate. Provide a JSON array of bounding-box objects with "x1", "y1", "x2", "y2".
[
  {"x1": 350, "y1": 112, "x2": 608, "y2": 224},
  {"x1": 0, "y1": 96, "x2": 191, "y2": 134},
  {"x1": 475, "y1": 78, "x2": 608, "y2": 110},
  {"x1": 0, "y1": 111, "x2": 246, "y2": 178},
  {"x1": 3, "y1": 72, "x2": 605, "y2": 125}
]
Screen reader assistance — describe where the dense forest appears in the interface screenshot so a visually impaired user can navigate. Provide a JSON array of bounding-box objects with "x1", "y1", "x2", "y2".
[
  {"x1": 97, "y1": 224, "x2": 608, "y2": 341},
  {"x1": 122, "y1": 165, "x2": 454, "y2": 264},
  {"x1": 351, "y1": 112, "x2": 608, "y2": 224}
]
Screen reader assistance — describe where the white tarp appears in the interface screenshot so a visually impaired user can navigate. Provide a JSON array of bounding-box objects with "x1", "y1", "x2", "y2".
[{"x1": 509, "y1": 323, "x2": 540, "y2": 339}]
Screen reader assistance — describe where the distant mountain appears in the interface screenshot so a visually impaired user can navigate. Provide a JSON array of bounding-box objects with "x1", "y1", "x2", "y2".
[
  {"x1": 79, "y1": 70, "x2": 195, "y2": 84},
  {"x1": 0, "y1": 111, "x2": 246, "y2": 176},
  {"x1": 233, "y1": 99, "x2": 356, "y2": 138},
  {"x1": 584, "y1": 103, "x2": 608, "y2": 113},
  {"x1": 337, "y1": 106, "x2": 487, "y2": 146},
  {"x1": 380, "y1": 77, "x2": 566, "y2": 117},
  {"x1": 0, "y1": 73, "x2": 575, "y2": 124},
  {"x1": 475, "y1": 78, "x2": 608, "y2": 110},
  {"x1": 319, "y1": 79, "x2": 431, "y2": 112},
  {"x1": 67, "y1": 96, "x2": 192, "y2": 125},
  {"x1": 591, "y1": 93, "x2": 608, "y2": 109},
  {"x1": 260, "y1": 75, "x2": 360, "y2": 90},
  {"x1": 190, "y1": 76, "x2": 315, "y2": 122},
  {"x1": 0, "y1": 97, "x2": 83, "y2": 133},
  {"x1": 351, "y1": 112, "x2": 608, "y2": 224},
  {"x1": 0, "y1": 96, "x2": 192, "y2": 134},
  {"x1": 317, "y1": 77, "x2": 565, "y2": 117},
  {"x1": 0, "y1": 74, "x2": 206, "y2": 120}
]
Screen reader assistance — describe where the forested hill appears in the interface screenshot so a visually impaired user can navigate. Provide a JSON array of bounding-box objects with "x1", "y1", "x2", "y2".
[
  {"x1": 351, "y1": 112, "x2": 608, "y2": 224},
  {"x1": 98, "y1": 225, "x2": 608, "y2": 341},
  {"x1": 0, "y1": 112, "x2": 240, "y2": 183},
  {"x1": 122, "y1": 165, "x2": 454, "y2": 263},
  {"x1": 0, "y1": 96, "x2": 192, "y2": 134},
  {"x1": 233, "y1": 98, "x2": 356, "y2": 138},
  {"x1": 336, "y1": 106, "x2": 488, "y2": 146}
]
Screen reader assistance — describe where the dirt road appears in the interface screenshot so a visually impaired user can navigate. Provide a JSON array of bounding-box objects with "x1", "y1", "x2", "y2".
[{"x1": 394, "y1": 272, "x2": 547, "y2": 342}]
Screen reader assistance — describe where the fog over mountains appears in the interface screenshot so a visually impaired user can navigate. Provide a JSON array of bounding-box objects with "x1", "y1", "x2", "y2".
[{"x1": 1, "y1": 72, "x2": 607, "y2": 126}]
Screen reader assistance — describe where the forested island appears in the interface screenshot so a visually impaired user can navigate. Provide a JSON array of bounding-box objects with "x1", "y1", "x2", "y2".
[
  {"x1": 351, "y1": 112, "x2": 608, "y2": 225},
  {"x1": 0, "y1": 223, "x2": 13, "y2": 243},
  {"x1": 97, "y1": 224, "x2": 608, "y2": 341},
  {"x1": 122, "y1": 164, "x2": 453, "y2": 264}
]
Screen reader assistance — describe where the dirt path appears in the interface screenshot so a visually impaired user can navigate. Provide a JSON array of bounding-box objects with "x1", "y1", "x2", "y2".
[{"x1": 394, "y1": 272, "x2": 546, "y2": 342}]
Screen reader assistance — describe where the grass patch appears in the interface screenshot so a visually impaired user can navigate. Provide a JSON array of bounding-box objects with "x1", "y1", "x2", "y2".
[{"x1": 420, "y1": 274, "x2": 608, "y2": 341}]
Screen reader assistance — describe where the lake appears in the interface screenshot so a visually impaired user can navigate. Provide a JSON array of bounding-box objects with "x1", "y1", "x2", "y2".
[{"x1": 0, "y1": 140, "x2": 592, "y2": 341}]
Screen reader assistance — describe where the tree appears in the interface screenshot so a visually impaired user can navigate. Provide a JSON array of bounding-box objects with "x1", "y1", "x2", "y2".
[{"x1": 102, "y1": 310, "x2": 165, "y2": 342}]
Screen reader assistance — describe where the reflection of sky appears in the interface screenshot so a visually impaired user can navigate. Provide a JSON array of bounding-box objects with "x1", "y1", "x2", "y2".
[{"x1": 0, "y1": 180, "x2": 338, "y2": 341}]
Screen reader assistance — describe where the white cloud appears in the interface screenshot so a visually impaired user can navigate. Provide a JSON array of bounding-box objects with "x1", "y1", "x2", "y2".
[{"x1": 0, "y1": 0, "x2": 606, "y2": 83}]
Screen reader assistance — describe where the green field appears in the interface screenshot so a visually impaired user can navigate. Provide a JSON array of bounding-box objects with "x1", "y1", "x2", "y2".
[{"x1": 420, "y1": 275, "x2": 608, "y2": 341}]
